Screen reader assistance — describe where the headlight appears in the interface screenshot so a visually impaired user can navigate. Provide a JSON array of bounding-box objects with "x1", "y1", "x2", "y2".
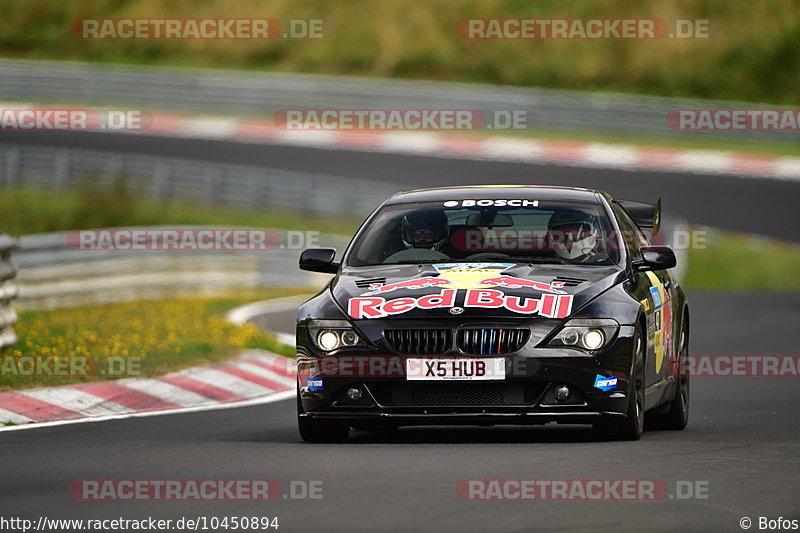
[
  {"x1": 308, "y1": 320, "x2": 365, "y2": 352},
  {"x1": 317, "y1": 330, "x2": 340, "y2": 351},
  {"x1": 549, "y1": 319, "x2": 619, "y2": 352}
]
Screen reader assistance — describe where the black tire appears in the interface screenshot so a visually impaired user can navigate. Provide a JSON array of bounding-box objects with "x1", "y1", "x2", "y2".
[
  {"x1": 297, "y1": 392, "x2": 350, "y2": 443},
  {"x1": 648, "y1": 321, "x2": 690, "y2": 430},
  {"x1": 594, "y1": 326, "x2": 645, "y2": 441}
]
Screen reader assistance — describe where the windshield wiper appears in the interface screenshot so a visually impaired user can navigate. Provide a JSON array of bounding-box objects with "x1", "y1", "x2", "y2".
[
  {"x1": 513, "y1": 257, "x2": 573, "y2": 264},
  {"x1": 386, "y1": 257, "x2": 574, "y2": 265},
  {"x1": 459, "y1": 255, "x2": 573, "y2": 265}
]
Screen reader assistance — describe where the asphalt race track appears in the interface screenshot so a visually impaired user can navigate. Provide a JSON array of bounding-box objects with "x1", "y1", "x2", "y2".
[
  {"x1": 1, "y1": 291, "x2": 798, "y2": 532},
  {"x1": 1, "y1": 136, "x2": 799, "y2": 532}
]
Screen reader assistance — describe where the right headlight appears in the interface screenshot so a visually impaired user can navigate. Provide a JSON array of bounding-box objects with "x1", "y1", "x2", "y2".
[
  {"x1": 548, "y1": 318, "x2": 619, "y2": 352},
  {"x1": 308, "y1": 319, "x2": 365, "y2": 353}
]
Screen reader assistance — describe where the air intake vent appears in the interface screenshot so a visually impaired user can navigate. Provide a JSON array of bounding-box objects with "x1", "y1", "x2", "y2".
[
  {"x1": 355, "y1": 277, "x2": 386, "y2": 289},
  {"x1": 457, "y1": 328, "x2": 529, "y2": 355},
  {"x1": 552, "y1": 276, "x2": 587, "y2": 287},
  {"x1": 368, "y1": 382, "x2": 546, "y2": 406},
  {"x1": 384, "y1": 329, "x2": 452, "y2": 355},
  {"x1": 407, "y1": 382, "x2": 521, "y2": 405}
]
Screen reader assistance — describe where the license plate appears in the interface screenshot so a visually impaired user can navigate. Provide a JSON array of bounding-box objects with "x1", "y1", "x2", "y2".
[{"x1": 406, "y1": 358, "x2": 506, "y2": 381}]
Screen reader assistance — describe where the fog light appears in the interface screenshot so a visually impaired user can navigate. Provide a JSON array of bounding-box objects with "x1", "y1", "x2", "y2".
[
  {"x1": 346, "y1": 387, "x2": 363, "y2": 401},
  {"x1": 554, "y1": 385, "x2": 571, "y2": 402}
]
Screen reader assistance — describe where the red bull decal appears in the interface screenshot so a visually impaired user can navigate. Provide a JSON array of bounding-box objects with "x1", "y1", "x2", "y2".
[
  {"x1": 348, "y1": 288, "x2": 573, "y2": 319},
  {"x1": 364, "y1": 263, "x2": 567, "y2": 294},
  {"x1": 477, "y1": 275, "x2": 566, "y2": 294},
  {"x1": 364, "y1": 276, "x2": 451, "y2": 295},
  {"x1": 354, "y1": 263, "x2": 573, "y2": 319}
]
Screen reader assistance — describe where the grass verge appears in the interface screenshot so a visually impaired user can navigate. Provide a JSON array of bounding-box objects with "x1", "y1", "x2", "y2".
[
  {"x1": 0, "y1": 184, "x2": 360, "y2": 237},
  {"x1": 684, "y1": 230, "x2": 800, "y2": 291},
  {"x1": 0, "y1": 287, "x2": 309, "y2": 391}
]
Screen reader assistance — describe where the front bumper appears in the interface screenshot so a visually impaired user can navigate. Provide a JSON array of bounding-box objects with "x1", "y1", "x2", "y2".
[
  {"x1": 300, "y1": 410, "x2": 625, "y2": 427},
  {"x1": 297, "y1": 325, "x2": 636, "y2": 427}
]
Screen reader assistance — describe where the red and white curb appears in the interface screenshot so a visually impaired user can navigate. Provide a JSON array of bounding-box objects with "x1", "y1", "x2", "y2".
[
  {"x1": 144, "y1": 113, "x2": 800, "y2": 181},
  {"x1": 3, "y1": 102, "x2": 798, "y2": 181},
  {"x1": 0, "y1": 349, "x2": 296, "y2": 432},
  {"x1": 225, "y1": 294, "x2": 306, "y2": 346}
]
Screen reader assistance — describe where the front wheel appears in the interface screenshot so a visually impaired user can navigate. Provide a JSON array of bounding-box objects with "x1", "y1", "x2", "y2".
[
  {"x1": 594, "y1": 327, "x2": 644, "y2": 441},
  {"x1": 297, "y1": 393, "x2": 350, "y2": 443}
]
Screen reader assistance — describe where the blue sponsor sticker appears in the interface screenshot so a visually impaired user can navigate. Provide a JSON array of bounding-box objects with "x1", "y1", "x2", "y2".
[
  {"x1": 649, "y1": 286, "x2": 663, "y2": 309},
  {"x1": 594, "y1": 374, "x2": 619, "y2": 391},
  {"x1": 306, "y1": 377, "x2": 324, "y2": 391}
]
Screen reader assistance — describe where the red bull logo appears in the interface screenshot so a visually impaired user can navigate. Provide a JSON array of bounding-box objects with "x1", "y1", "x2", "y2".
[
  {"x1": 349, "y1": 288, "x2": 573, "y2": 319},
  {"x1": 351, "y1": 264, "x2": 573, "y2": 319},
  {"x1": 477, "y1": 276, "x2": 566, "y2": 294},
  {"x1": 364, "y1": 276, "x2": 452, "y2": 295},
  {"x1": 362, "y1": 268, "x2": 567, "y2": 296}
]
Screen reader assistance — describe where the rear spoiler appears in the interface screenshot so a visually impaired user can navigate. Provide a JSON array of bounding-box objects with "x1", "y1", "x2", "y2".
[{"x1": 619, "y1": 197, "x2": 661, "y2": 234}]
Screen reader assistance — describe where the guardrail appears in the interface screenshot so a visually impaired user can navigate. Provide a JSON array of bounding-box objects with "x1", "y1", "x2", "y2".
[
  {"x1": 0, "y1": 58, "x2": 796, "y2": 142},
  {"x1": 0, "y1": 144, "x2": 401, "y2": 220},
  {"x1": 0, "y1": 234, "x2": 19, "y2": 349},
  {"x1": 13, "y1": 228, "x2": 349, "y2": 311}
]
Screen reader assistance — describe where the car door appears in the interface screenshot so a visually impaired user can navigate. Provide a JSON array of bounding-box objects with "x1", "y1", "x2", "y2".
[{"x1": 611, "y1": 202, "x2": 671, "y2": 388}]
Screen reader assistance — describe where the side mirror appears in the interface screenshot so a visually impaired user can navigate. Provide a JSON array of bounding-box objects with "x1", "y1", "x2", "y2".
[
  {"x1": 634, "y1": 246, "x2": 676, "y2": 272},
  {"x1": 299, "y1": 248, "x2": 339, "y2": 274}
]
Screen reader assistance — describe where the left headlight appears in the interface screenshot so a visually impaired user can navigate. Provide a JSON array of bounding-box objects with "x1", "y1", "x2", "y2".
[
  {"x1": 308, "y1": 320, "x2": 365, "y2": 353},
  {"x1": 549, "y1": 319, "x2": 619, "y2": 352}
]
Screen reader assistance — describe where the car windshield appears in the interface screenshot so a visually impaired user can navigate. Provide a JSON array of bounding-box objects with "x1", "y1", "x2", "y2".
[{"x1": 346, "y1": 199, "x2": 621, "y2": 266}]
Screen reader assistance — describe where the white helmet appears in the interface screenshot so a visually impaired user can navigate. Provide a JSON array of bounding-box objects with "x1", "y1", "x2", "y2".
[{"x1": 547, "y1": 209, "x2": 600, "y2": 261}]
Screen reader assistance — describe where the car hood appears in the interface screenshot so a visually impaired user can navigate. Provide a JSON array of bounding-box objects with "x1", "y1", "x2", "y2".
[{"x1": 332, "y1": 263, "x2": 624, "y2": 320}]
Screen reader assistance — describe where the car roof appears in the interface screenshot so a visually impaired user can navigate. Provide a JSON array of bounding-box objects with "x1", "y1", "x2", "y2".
[{"x1": 384, "y1": 185, "x2": 606, "y2": 205}]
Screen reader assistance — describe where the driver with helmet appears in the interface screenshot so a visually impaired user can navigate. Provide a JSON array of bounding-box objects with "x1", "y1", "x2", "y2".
[
  {"x1": 383, "y1": 210, "x2": 450, "y2": 262},
  {"x1": 547, "y1": 208, "x2": 607, "y2": 263}
]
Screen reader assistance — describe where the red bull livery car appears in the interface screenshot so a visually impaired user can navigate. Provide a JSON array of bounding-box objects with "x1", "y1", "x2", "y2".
[{"x1": 296, "y1": 185, "x2": 689, "y2": 442}]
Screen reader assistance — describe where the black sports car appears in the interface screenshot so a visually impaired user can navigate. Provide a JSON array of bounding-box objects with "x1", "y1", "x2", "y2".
[{"x1": 295, "y1": 185, "x2": 689, "y2": 442}]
